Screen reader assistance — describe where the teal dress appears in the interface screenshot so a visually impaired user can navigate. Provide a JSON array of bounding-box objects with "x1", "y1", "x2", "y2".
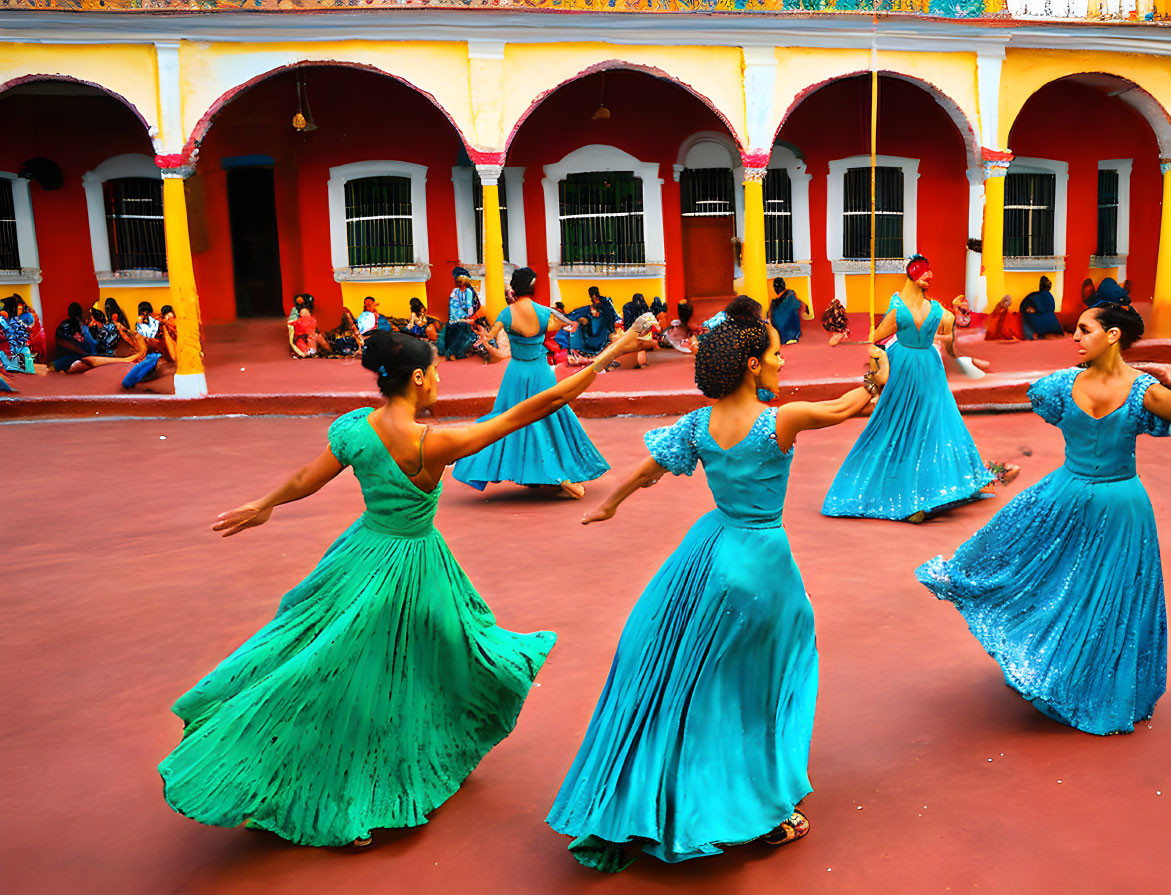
[
  {"x1": 453, "y1": 302, "x2": 609, "y2": 490},
  {"x1": 547, "y1": 407, "x2": 817, "y2": 869},
  {"x1": 159, "y1": 409, "x2": 556, "y2": 846},
  {"x1": 917, "y1": 370, "x2": 1168, "y2": 735},
  {"x1": 822, "y1": 294, "x2": 993, "y2": 520}
]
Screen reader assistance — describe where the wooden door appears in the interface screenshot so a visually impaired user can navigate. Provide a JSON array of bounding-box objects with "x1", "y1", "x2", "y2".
[{"x1": 681, "y1": 216, "x2": 735, "y2": 301}]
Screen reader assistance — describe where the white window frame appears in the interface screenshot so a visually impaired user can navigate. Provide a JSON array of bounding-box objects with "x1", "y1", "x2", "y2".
[
  {"x1": 82, "y1": 153, "x2": 169, "y2": 287},
  {"x1": 327, "y1": 160, "x2": 429, "y2": 282},
  {"x1": 1003, "y1": 156, "x2": 1068, "y2": 271},
  {"x1": 542, "y1": 145, "x2": 665, "y2": 284},
  {"x1": 1091, "y1": 158, "x2": 1132, "y2": 271},
  {"x1": 451, "y1": 165, "x2": 527, "y2": 271},
  {"x1": 766, "y1": 143, "x2": 812, "y2": 277},
  {"x1": 827, "y1": 155, "x2": 919, "y2": 275}
]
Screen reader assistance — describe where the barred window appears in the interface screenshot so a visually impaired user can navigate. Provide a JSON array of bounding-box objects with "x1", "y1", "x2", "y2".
[
  {"x1": 1004, "y1": 172, "x2": 1055, "y2": 257},
  {"x1": 764, "y1": 169, "x2": 793, "y2": 264},
  {"x1": 558, "y1": 172, "x2": 645, "y2": 267},
  {"x1": 681, "y1": 168, "x2": 734, "y2": 218},
  {"x1": 843, "y1": 166, "x2": 903, "y2": 259},
  {"x1": 344, "y1": 176, "x2": 413, "y2": 268},
  {"x1": 103, "y1": 177, "x2": 166, "y2": 273},
  {"x1": 1096, "y1": 169, "x2": 1119, "y2": 257},
  {"x1": 0, "y1": 180, "x2": 18, "y2": 271},
  {"x1": 473, "y1": 171, "x2": 509, "y2": 264}
]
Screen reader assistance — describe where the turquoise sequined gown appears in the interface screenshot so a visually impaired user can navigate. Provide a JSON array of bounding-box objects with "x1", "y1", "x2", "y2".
[
  {"x1": 159, "y1": 409, "x2": 556, "y2": 845},
  {"x1": 822, "y1": 294, "x2": 993, "y2": 520},
  {"x1": 917, "y1": 370, "x2": 1169, "y2": 735},
  {"x1": 547, "y1": 407, "x2": 817, "y2": 870},
  {"x1": 454, "y1": 302, "x2": 609, "y2": 489}
]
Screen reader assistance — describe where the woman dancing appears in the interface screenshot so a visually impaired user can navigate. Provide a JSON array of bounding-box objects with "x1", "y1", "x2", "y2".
[
  {"x1": 917, "y1": 303, "x2": 1169, "y2": 735},
  {"x1": 546, "y1": 297, "x2": 890, "y2": 871},
  {"x1": 454, "y1": 268, "x2": 614, "y2": 499},
  {"x1": 159, "y1": 322, "x2": 648, "y2": 848},
  {"x1": 823, "y1": 255, "x2": 1012, "y2": 523}
]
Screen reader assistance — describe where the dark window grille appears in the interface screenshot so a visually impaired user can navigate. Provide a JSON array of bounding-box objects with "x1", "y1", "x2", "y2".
[
  {"x1": 558, "y1": 171, "x2": 645, "y2": 267},
  {"x1": 103, "y1": 177, "x2": 167, "y2": 272},
  {"x1": 1096, "y1": 169, "x2": 1119, "y2": 257},
  {"x1": 681, "y1": 168, "x2": 734, "y2": 218},
  {"x1": 344, "y1": 175, "x2": 413, "y2": 268},
  {"x1": 764, "y1": 168, "x2": 794, "y2": 264},
  {"x1": 1003, "y1": 171, "x2": 1055, "y2": 257},
  {"x1": 843, "y1": 166, "x2": 903, "y2": 259},
  {"x1": 473, "y1": 171, "x2": 509, "y2": 264},
  {"x1": 0, "y1": 180, "x2": 19, "y2": 271}
]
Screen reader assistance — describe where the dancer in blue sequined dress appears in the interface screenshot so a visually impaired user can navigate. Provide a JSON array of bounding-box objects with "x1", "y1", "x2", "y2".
[
  {"x1": 917, "y1": 304, "x2": 1170, "y2": 734},
  {"x1": 823, "y1": 255, "x2": 1008, "y2": 522},
  {"x1": 453, "y1": 268, "x2": 609, "y2": 499},
  {"x1": 547, "y1": 298, "x2": 891, "y2": 871}
]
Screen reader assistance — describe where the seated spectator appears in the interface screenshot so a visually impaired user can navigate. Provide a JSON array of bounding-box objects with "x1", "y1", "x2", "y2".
[
  {"x1": 0, "y1": 296, "x2": 34, "y2": 374},
  {"x1": 291, "y1": 306, "x2": 332, "y2": 358},
  {"x1": 984, "y1": 295, "x2": 1023, "y2": 341},
  {"x1": 650, "y1": 295, "x2": 669, "y2": 328},
  {"x1": 1079, "y1": 277, "x2": 1097, "y2": 309},
  {"x1": 8, "y1": 294, "x2": 45, "y2": 360},
  {"x1": 820, "y1": 296, "x2": 849, "y2": 346},
  {"x1": 403, "y1": 297, "x2": 439, "y2": 342},
  {"x1": 566, "y1": 290, "x2": 619, "y2": 365},
  {"x1": 103, "y1": 298, "x2": 146, "y2": 359},
  {"x1": 769, "y1": 277, "x2": 806, "y2": 344},
  {"x1": 53, "y1": 302, "x2": 134, "y2": 373},
  {"x1": 622, "y1": 292, "x2": 651, "y2": 331},
  {"x1": 286, "y1": 293, "x2": 314, "y2": 324},
  {"x1": 951, "y1": 295, "x2": 972, "y2": 328},
  {"x1": 437, "y1": 266, "x2": 488, "y2": 361},
  {"x1": 356, "y1": 296, "x2": 381, "y2": 336},
  {"x1": 326, "y1": 308, "x2": 363, "y2": 356},
  {"x1": 660, "y1": 299, "x2": 699, "y2": 353},
  {"x1": 88, "y1": 308, "x2": 124, "y2": 357},
  {"x1": 1091, "y1": 276, "x2": 1130, "y2": 307},
  {"x1": 1020, "y1": 276, "x2": 1063, "y2": 339},
  {"x1": 136, "y1": 301, "x2": 161, "y2": 340}
]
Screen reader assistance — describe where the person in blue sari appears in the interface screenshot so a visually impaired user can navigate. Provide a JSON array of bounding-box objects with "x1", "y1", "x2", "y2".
[
  {"x1": 1020, "y1": 276, "x2": 1063, "y2": 339},
  {"x1": 918, "y1": 303, "x2": 1169, "y2": 734},
  {"x1": 454, "y1": 268, "x2": 623, "y2": 499},
  {"x1": 547, "y1": 296, "x2": 891, "y2": 870},
  {"x1": 437, "y1": 266, "x2": 487, "y2": 361},
  {"x1": 768, "y1": 277, "x2": 805, "y2": 344},
  {"x1": 567, "y1": 287, "x2": 619, "y2": 364}
]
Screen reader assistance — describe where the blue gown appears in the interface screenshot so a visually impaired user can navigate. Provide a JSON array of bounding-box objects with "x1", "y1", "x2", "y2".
[
  {"x1": 547, "y1": 407, "x2": 817, "y2": 869},
  {"x1": 453, "y1": 303, "x2": 609, "y2": 490},
  {"x1": 822, "y1": 294, "x2": 993, "y2": 520},
  {"x1": 770, "y1": 291, "x2": 804, "y2": 343},
  {"x1": 917, "y1": 370, "x2": 1168, "y2": 735}
]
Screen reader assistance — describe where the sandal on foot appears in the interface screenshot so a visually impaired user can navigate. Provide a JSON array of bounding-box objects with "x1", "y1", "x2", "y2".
[
  {"x1": 906, "y1": 510, "x2": 927, "y2": 524},
  {"x1": 351, "y1": 836, "x2": 373, "y2": 848},
  {"x1": 558, "y1": 480, "x2": 586, "y2": 500},
  {"x1": 762, "y1": 810, "x2": 810, "y2": 847}
]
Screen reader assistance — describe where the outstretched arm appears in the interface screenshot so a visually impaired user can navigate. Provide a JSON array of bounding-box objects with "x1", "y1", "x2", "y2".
[
  {"x1": 213, "y1": 447, "x2": 344, "y2": 537},
  {"x1": 774, "y1": 348, "x2": 890, "y2": 451},
  {"x1": 582, "y1": 455, "x2": 668, "y2": 524}
]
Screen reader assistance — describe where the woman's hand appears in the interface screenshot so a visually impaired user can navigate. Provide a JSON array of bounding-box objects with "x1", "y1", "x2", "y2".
[
  {"x1": 582, "y1": 503, "x2": 616, "y2": 525},
  {"x1": 213, "y1": 502, "x2": 274, "y2": 537},
  {"x1": 869, "y1": 346, "x2": 890, "y2": 388}
]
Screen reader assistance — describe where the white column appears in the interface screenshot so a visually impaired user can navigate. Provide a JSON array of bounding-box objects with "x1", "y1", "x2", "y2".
[
  {"x1": 154, "y1": 40, "x2": 183, "y2": 155},
  {"x1": 966, "y1": 166, "x2": 988, "y2": 311},
  {"x1": 742, "y1": 46, "x2": 778, "y2": 157},
  {"x1": 976, "y1": 48, "x2": 1006, "y2": 152}
]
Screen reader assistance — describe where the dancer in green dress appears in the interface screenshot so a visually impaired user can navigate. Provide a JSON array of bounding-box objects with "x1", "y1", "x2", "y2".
[{"x1": 160, "y1": 321, "x2": 651, "y2": 848}]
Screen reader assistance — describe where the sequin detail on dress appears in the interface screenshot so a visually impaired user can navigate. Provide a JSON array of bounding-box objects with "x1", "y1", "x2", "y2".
[{"x1": 916, "y1": 370, "x2": 1168, "y2": 735}]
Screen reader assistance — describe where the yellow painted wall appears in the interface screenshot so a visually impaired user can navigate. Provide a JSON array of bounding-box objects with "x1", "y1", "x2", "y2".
[
  {"x1": 998, "y1": 49, "x2": 1171, "y2": 148},
  {"x1": 844, "y1": 275, "x2": 904, "y2": 313},
  {"x1": 92, "y1": 285, "x2": 174, "y2": 313},
  {"x1": 340, "y1": 281, "x2": 431, "y2": 320},
  {"x1": 0, "y1": 43, "x2": 159, "y2": 132},
  {"x1": 500, "y1": 44, "x2": 748, "y2": 151},
  {"x1": 178, "y1": 41, "x2": 477, "y2": 149},
  {"x1": 556, "y1": 278, "x2": 665, "y2": 313}
]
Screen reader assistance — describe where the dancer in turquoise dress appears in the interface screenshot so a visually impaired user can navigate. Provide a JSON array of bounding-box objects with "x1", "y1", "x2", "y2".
[
  {"x1": 159, "y1": 323, "x2": 649, "y2": 848},
  {"x1": 917, "y1": 304, "x2": 1170, "y2": 734},
  {"x1": 547, "y1": 297, "x2": 891, "y2": 870},
  {"x1": 823, "y1": 255, "x2": 1006, "y2": 522},
  {"x1": 454, "y1": 268, "x2": 609, "y2": 499}
]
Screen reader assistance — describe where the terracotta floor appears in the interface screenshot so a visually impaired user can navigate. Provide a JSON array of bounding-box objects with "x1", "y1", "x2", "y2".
[{"x1": 4, "y1": 413, "x2": 1169, "y2": 893}]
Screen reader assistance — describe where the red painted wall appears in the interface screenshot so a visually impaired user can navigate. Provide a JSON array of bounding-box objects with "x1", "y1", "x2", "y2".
[
  {"x1": 778, "y1": 76, "x2": 971, "y2": 315},
  {"x1": 0, "y1": 92, "x2": 154, "y2": 334},
  {"x1": 1008, "y1": 80, "x2": 1162, "y2": 303},
  {"x1": 506, "y1": 71, "x2": 736, "y2": 311},
  {"x1": 192, "y1": 68, "x2": 467, "y2": 324}
]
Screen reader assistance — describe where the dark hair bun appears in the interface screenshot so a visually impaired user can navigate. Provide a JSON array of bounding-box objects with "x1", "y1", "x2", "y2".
[
  {"x1": 694, "y1": 297, "x2": 770, "y2": 400},
  {"x1": 510, "y1": 266, "x2": 537, "y2": 297},
  {"x1": 361, "y1": 330, "x2": 436, "y2": 397},
  {"x1": 723, "y1": 295, "x2": 764, "y2": 326},
  {"x1": 1092, "y1": 302, "x2": 1144, "y2": 350}
]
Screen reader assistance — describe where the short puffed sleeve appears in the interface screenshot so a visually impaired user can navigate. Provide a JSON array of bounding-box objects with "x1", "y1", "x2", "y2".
[
  {"x1": 327, "y1": 408, "x2": 370, "y2": 467},
  {"x1": 645, "y1": 410, "x2": 702, "y2": 476},
  {"x1": 1133, "y1": 374, "x2": 1171, "y2": 438},
  {"x1": 1028, "y1": 370, "x2": 1074, "y2": 426}
]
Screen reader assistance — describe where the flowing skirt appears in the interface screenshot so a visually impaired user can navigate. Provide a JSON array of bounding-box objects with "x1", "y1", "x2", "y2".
[
  {"x1": 547, "y1": 511, "x2": 817, "y2": 869},
  {"x1": 159, "y1": 517, "x2": 555, "y2": 846},
  {"x1": 453, "y1": 355, "x2": 609, "y2": 489},
  {"x1": 916, "y1": 468, "x2": 1167, "y2": 735},
  {"x1": 822, "y1": 340, "x2": 993, "y2": 520}
]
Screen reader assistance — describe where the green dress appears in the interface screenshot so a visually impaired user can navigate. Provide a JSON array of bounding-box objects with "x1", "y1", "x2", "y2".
[{"x1": 159, "y1": 408, "x2": 556, "y2": 846}]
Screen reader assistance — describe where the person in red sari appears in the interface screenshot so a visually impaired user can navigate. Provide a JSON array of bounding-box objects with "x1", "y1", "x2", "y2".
[{"x1": 984, "y1": 295, "x2": 1023, "y2": 341}]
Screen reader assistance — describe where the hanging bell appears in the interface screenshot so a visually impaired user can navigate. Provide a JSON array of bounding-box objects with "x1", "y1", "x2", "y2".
[{"x1": 292, "y1": 111, "x2": 307, "y2": 131}]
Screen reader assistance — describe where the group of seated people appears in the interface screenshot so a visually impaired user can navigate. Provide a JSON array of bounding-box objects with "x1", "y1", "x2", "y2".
[
  {"x1": 980, "y1": 274, "x2": 1134, "y2": 342},
  {"x1": 286, "y1": 292, "x2": 444, "y2": 360},
  {"x1": 0, "y1": 293, "x2": 45, "y2": 381}
]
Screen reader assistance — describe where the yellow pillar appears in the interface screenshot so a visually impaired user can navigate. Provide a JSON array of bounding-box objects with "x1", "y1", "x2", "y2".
[
  {"x1": 160, "y1": 169, "x2": 207, "y2": 398},
  {"x1": 742, "y1": 168, "x2": 769, "y2": 305},
  {"x1": 982, "y1": 158, "x2": 1010, "y2": 311},
  {"x1": 1152, "y1": 161, "x2": 1171, "y2": 339},
  {"x1": 478, "y1": 165, "x2": 507, "y2": 323}
]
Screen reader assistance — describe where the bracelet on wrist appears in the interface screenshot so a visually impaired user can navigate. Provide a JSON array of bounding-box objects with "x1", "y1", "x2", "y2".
[{"x1": 862, "y1": 370, "x2": 881, "y2": 397}]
